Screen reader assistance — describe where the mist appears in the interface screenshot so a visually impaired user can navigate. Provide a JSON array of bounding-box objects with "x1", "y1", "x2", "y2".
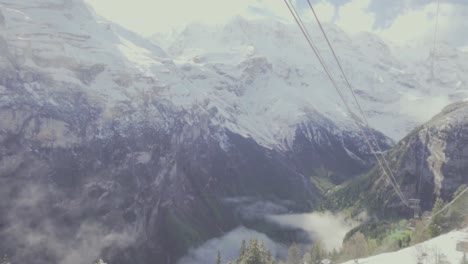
[
  {"x1": 399, "y1": 94, "x2": 451, "y2": 123},
  {"x1": 266, "y1": 211, "x2": 362, "y2": 251},
  {"x1": 177, "y1": 226, "x2": 287, "y2": 264},
  {"x1": 177, "y1": 208, "x2": 362, "y2": 264},
  {"x1": 2, "y1": 182, "x2": 135, "y2": 264},
  {"x1": 222, "y1": 196, "x2": 291, "y2": 221}
]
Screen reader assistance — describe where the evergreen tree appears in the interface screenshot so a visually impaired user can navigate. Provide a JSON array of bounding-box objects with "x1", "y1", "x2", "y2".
[
  {"x1": 259, "y1": 241, "x2": 275, "y2": 264},
  {"x1": 328, "y1": 248, "x2": 339, "y2": 261},
  {"x1": 310, "y1": 241, "x2": 325, "y2": 263},
  {"x1": 329, "y1": 248, "x2": 339, "y2": 261},
  {"x1": 448, "y1": 184, "x2": 468, "y2": 228},
  {"x1": 429, "y1": 198, "x2": 445, "y2": 237},
  {"x1": 367, "y1": 239, "x2": 378, "y2": 254},
  {"x1": 217, "y1": 250, "x2": 222, "y2": 264},
  {"x1": 412, "y1": 220, "x2": 430, "y2": 245},
  {"x1": 244, "y1": 239, "x2": 263, "y2": 264},
  {"x1": 240, "y1": 240, "x2": 247, "y2": 257},
  {"x1": 0, "y1": 255, "x2": 11, "y2": 264},
  {"x1": 303, "y1": 252, "x2": 312, "y2": 264},
  {"x1": 237, "y1": 240, "x2": 247, "y2": 264},
  {"x1": 287, "y1": 243, "x2": 301, "y2": 264},
  {"x1": 232, "y1": 238, "x2": 276, "y2": 264},
  {"x1": 95, "y1": 259, "x2": 108, "y2": 264},
  {"x1": 265, "y1": 248, "x2": 273, "y2": 263},
  {"x1": 404, "y1": 234, "x2": 411, "y2": 246},
  {"x1": 342, "y1": 232, "x2": 368, "y2": 260}
]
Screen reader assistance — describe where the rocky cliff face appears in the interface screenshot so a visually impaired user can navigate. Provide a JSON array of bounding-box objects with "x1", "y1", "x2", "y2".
[
  {"x1": 0, "y1": 1, "x2": 391, "y2": 263},
  {"x1": 392, "y1": 102, "x2": 468, "y2": 210},
  {"x1": 0, "y1": 91, "x2": 382, "y2": 263},
  {"x1": 327, "y1": 102, "x2": 468, "y2": 217},
  {"x1": 153, "y1": 17, "x2": 468, "y2": 142}
]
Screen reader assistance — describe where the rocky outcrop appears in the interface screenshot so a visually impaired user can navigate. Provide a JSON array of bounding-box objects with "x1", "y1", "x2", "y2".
[
  {"x1": 327, "y1": 102, "x2": 468, "y2": 217},
  {"x1": 393, "y1": 102, "x2": 468, "y2": 209},
  {"x1": 290, "y1": 114, "x2": 391, "y2": 185}
]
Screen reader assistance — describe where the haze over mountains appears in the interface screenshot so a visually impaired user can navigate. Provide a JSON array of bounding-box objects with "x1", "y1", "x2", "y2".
[{"x1": 0, "y1": 0, "x2": 467, "y2": 263}]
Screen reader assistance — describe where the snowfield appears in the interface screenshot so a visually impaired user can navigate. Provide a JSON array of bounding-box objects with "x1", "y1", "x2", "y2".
[
  {"x1": 342, "y1": 229, "x2": 468, "y2": 264},
  {"x1": 2, "y1": 0, "x2": 468, "y2": 151},
  {"x1": 152, "y1": 16, "x2": 468, "y2": 146}
]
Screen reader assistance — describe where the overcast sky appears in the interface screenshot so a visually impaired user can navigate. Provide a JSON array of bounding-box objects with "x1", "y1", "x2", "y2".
[{"x1": 85, "y1": 0, "x2": 468, "y2": 48}]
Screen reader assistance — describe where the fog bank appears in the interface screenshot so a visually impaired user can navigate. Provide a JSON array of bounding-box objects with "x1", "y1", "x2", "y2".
[
  {"x1": 266, "y1": 211, "x2": 360, "y2": 251},
  {"x1": 177, "y1": 226, "x2": 287, "y2": 264}
]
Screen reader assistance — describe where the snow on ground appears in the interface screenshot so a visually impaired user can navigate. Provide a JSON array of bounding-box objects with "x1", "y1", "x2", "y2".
[{"x1": 342, "y1": 229, "x2": 468, "y2": 264}]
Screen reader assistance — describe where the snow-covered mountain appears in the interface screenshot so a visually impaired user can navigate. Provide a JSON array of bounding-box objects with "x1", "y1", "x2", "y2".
[
  {"x1": 0, "y1": 1, "x2": 389, "y2": 263},
  {"x1": 152, "y1": 16, "x2": 468, "y2": 143},
  {"x1": 0, "y1": 0, "x2": 467, "y2": 263}
]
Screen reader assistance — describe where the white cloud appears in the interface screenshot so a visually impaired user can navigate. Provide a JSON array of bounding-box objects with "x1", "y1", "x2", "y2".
[
  {"x1": 85, "y1": 0, "x2": 467, "y2": 48},
  {"x1": 336, "y1": 0, "x2": 376, "y2": 34},
  {"x1": 177, "y1": 226, "x2": 287, "y2": 264},
  {"x1": 376, "y1": 2, "x2": 468, "y2": 47},
  {"x1": 85, "y1": 0, "x2": 295, "y2": 36},
  {"x1": 398, "y1": 94, "x2": 450, "y2": 123},
  {"x1": 309, "y1": 0, "x2": 336, "y2": 23},
  {"x1": 377, "y1": 3, "x2": 443, "y2": 46},
  {"x1": 266, "y1": 211, "x2": 361, "y2": 251}
]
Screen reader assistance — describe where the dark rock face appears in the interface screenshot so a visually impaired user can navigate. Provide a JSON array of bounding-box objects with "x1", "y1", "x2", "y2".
[
  {"x1": 330, "y1": 102, "x2": 468, "y2": 217},
  {"x1": 291, "y1": 119, "x2": 391, "y2": 185},
  {"x1": 0, "y1": 73, "x2": 381, "y2": 263},
  {"x1": 74, "y1": 64, "x2": 106, "y2": 85},
  {"x1": 389, "y1": 102, "x2": 468, "y2": 210},
  {"x1": 0, "y1": 2, "x2": 389, "y2": 263}
]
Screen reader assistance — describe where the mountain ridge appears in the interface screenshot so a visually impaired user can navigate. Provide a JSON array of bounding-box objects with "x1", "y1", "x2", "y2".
[
  {"x1": 324, "y1": 101, "x2": 468, "y2": 217},
  {"x1": 0, "y1": 0, "x2": 467, "y2": 263},
  {"x1": 0, "y1": 1, "x2": 388, "y2": 263}
]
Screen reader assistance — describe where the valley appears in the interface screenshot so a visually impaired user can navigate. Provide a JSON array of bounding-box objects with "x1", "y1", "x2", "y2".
[{"x1": 0, "y1": 0, "x2": 466, "y2": 263}]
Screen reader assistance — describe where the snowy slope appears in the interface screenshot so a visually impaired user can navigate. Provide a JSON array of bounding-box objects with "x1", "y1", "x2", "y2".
[
  {"x1": 4, "y1": 0, "x2": 465, "y2": 150},
  {"x1": 0, "y1": 0, "x2": 185, "y2": 112},
  {"x1": 152, "y1": 17, "x2": 468, "y2": 144},
  {"x1": 0, "y1": 1, "x2": 328, "y2": 150},
  {"x1": 3, "y1": 0, "x2": 467, "y2": 150},
  {"x1": 342, "y1": 229, "x2": 468, "y2": 264}
]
